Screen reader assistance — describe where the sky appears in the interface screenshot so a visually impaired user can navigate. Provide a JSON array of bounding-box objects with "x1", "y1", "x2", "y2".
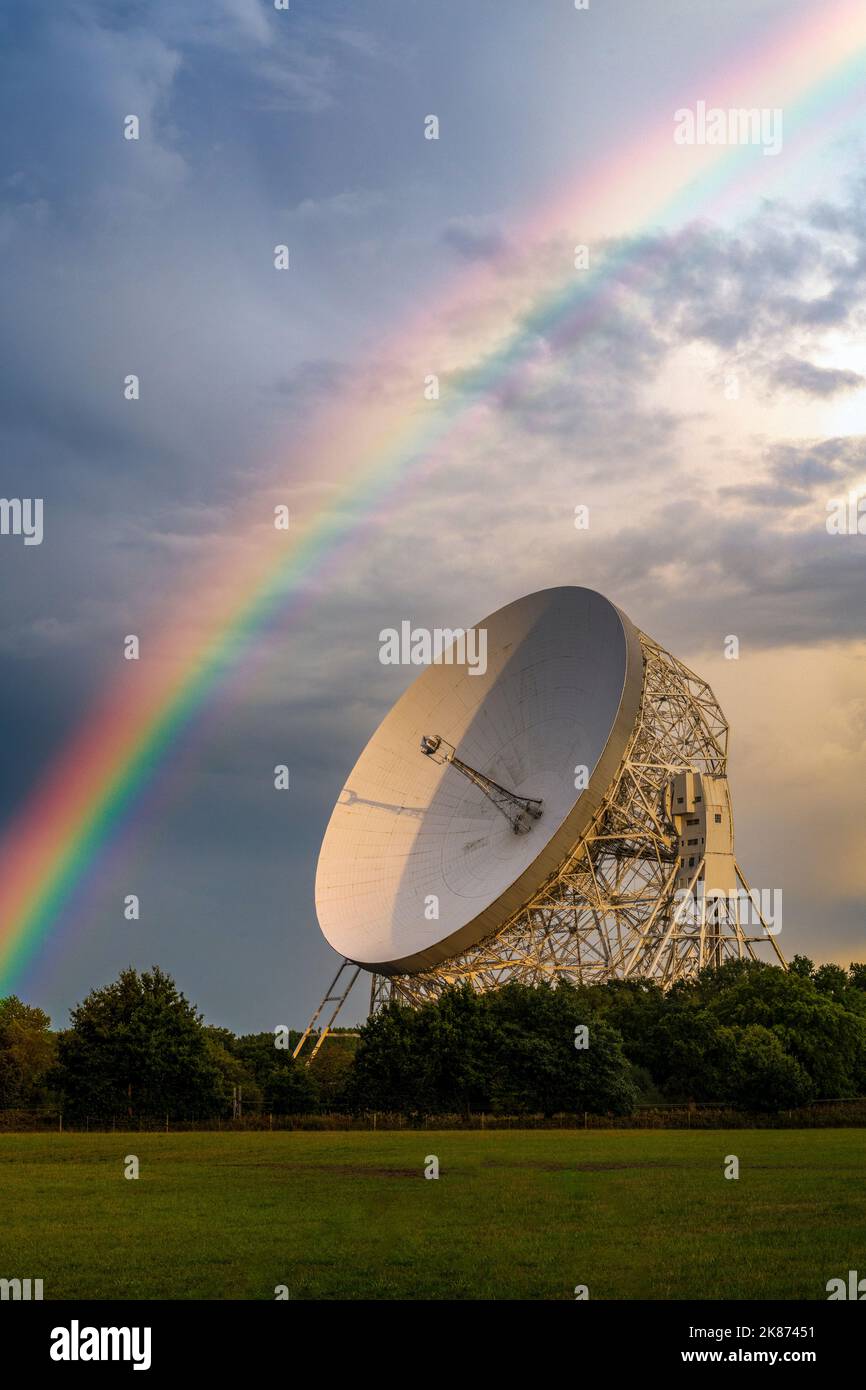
[{"x1": 0, "y1": 0, "x2": 864, "y2": 1032}]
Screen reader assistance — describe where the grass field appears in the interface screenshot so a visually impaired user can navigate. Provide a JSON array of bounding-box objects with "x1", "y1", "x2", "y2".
[{"x1": 2, "y1": 1129, "x2": 864, "y2": 1299}]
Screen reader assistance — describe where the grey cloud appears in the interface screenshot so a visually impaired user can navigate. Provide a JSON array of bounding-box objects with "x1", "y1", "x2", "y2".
[
  {"x1": 769, "y1": 355, "x2": 864, "y2": 397},
  {"x1": 721, "y1": 482, "x2": 812, "y2": 509},
  {"x1": 722, "y1": 436, "x2": 865, "y2": 509},
  {"x1": 768, "y1": 438, "x2": 864, "y2": 488},
  {"x1": 594, "y1": 202, "x2": 866, "y2": 395}
]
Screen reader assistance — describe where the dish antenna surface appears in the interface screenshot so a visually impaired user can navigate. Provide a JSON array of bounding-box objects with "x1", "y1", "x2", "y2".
[{"x1": 295, "y1": 587, "x2": 785, "y2": 1061}]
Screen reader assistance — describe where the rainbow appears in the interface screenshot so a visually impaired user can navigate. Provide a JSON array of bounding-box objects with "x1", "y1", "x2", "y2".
[{"x1": 2, "y1": 0, "x2": 866, "y2": 992}]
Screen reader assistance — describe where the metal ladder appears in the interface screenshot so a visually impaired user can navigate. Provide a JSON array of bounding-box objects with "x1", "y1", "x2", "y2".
[{"x1": 292, "y1": 958, "x2": 361, "y2": 1065}]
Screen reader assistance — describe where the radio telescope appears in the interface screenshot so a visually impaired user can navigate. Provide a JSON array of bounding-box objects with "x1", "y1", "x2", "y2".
[{"x1": 294, "y1": 587, "x2": 785, "y2": 1061}]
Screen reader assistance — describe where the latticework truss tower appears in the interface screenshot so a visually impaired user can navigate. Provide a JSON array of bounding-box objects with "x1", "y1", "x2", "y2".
[{"x1": 370, "y1": 629, "x2": 785, "y2": 1012}]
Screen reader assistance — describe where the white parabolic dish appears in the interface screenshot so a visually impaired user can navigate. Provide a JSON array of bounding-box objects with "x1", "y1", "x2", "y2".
[{"x1": 315, "y1": 587, "x2": 645, "y2": 973}]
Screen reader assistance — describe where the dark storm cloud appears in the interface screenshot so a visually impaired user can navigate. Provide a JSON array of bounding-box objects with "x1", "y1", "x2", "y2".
[{"x1": 0, "y1": 0, "x2": 424, "y2": 1032}]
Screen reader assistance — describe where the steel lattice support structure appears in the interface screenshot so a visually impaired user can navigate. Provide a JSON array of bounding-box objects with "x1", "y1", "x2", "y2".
[{"x1": 370, "y1": 630, "x2": 786, "y2": 1011}]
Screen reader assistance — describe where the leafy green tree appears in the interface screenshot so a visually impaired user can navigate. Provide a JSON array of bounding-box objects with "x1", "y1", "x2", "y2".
[
  {"x1": 575, "y1": 961, "x2": 866, "y2": 1109},
  {"x1": 265, "y1": 1062, "x2": 319, "y2": 1114},
  {"x1": 307, "y1": 1036, "x2": 358, "y2": 1110},
  {"x1": 234, "y1": 1030, "x2": 302, "y2": 1087},
  {"x1": 788, "y1": 955, "x2": 815, "y2": 979},
  {"x1": 812, "y1": 964, "x2": 851, "y2": 1002},
  {"x1": 702, "y1": 961, "x2": 866, "y2": 1098},
  {"x1": 0, "y1": 997, "x2": 56, "y2": 1108},
  {"x1": 346, "y1": 982, "x2": 637, "y2": 1115},
  {"x1": 415, "y1": 985, "x2": 494, "y2": 1113},
  {"x1": 484, "y1": 982, "x2": 637, "y2": 1115},
  {"x1": 728, "y1": 1025, "x2": 815, "y2": 1111},
  {"x1": 203, "y1": 1027, "x2": 263, "y2": 1112},
  {"x1": 344, "y1": 999, "x2": 429, "y2": 1112},
  {"x1": 644, "y1": 1006, "x2": 740, "y2": 1102},
  {"x1": 848, "y1": 963, "x2": 866, "y2": 993},
  {"x1": 597, "y1": 979, "x2": 667, "y2": 1060},
  {"x1": 54, "y1": 967, "x2": 225, "y2": 1120}
]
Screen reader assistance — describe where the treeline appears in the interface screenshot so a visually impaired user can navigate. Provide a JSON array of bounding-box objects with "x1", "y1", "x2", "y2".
[
  {"x1": 0, "y1": 968, "x2": 355, "y2": 1121},
  {"x1": 3, "y1": 957, "x2": 866, "y2": 1121},
  {"x1": 347, "y1": 957, "x2": 866, "y2": 1114}
]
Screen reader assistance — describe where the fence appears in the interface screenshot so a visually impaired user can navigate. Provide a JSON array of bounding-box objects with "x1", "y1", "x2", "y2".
[{"x1": 3, "y1": 1098, "x2": 866, "y2": 1132}]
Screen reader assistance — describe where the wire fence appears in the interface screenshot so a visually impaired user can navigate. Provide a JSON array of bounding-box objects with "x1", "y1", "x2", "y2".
[{"x1": 3, "y1": 1098, "x2": 866, "y2": 1132}]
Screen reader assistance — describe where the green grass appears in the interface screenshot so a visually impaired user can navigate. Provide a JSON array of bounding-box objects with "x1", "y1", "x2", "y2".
[{"x1": 1, "y1": 1129, "x2": 864, "y2": 1299}]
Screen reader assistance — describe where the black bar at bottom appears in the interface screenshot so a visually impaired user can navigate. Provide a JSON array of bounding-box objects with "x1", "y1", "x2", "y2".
[{"x1": 8, "y1": 1298, "x2": 861, "y2": 1375}]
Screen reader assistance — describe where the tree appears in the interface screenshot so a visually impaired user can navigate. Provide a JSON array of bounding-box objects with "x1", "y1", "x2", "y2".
[
  {"x1": 307, "y1": 1036, "x2": 357, "y2": 1110},
  {"x1": 0, "y1": 996, "x2": 55, "y2": 1109},
  {"x1": 788, "y1": 955, "x2": 815, "y2": 979},
  {"x1": 484, "y1": 982, "x2": 637, "y2": 1115},
  {"x1": 644, "y1": 1007, "x2": 740, "y2": 1103},
  {"x1": 345, "y1": 983, "x2": 638, "y2": 1116},
  {"x1": 848, "y1": 963, "x2": 866, "y2": 993},
  {"x1": 54, "y1": 967, "x2": 225, "y2": 1120},
  {"x1": 812, "y1": 964, "x2": 851, "y2": 1002},
  {"x1": 344, "y1": 1000, "x2": 429, "y2": 1112},
  {"x1": 597, "y1": 979, "x2": 667, "y2": 1061},
  {"x1": 203, "y1": 1027, "x2": 263, "y2": 1113},
  {"x1": 728, "y1": 1025, "x2": 815, "y2": 1111},
  {"x1": 265, "y1": 1063, "x2": 319, "y2": 1114},
  {"x1": 702, "y1": 961, "x2": 866, "y2": 1098},
  {"x1": 416, "y1": 985, "x2": 494, "y2": 1114},
  {"x1": 234, "y1": 1030, "x2": 302, "y2": 1087}
]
